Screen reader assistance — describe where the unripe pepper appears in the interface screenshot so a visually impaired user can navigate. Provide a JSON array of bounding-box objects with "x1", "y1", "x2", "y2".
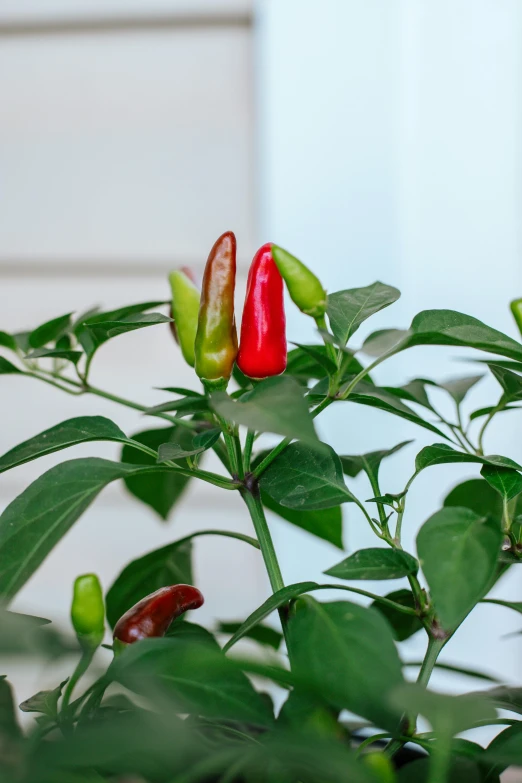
[
  {"x1": 272, "y1": 245, "x2": 327, "y2": 319},
  {"x1": 71, "y1": 574, "x2": 105, "y2": 650},
  {"x1": 237, "y1": 243, "x2": 287, "y2": 379},
  {"x1": 113, "y1": 585, "x2": 204, "y2": 647},
  {"x1": 510, "y1": 298, "x2": 522, "y2": 338},
  {"x1": 169, "y1": 267, "x2": 200, "y2": 366},
  {"x1": 194, "y1": 232, "x2": 238, "y2": 389}
]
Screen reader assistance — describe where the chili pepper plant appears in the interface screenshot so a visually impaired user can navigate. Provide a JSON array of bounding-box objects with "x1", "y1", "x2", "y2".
[{"x1": 0, "y1": 234, "x2": 522, "y2": 782}]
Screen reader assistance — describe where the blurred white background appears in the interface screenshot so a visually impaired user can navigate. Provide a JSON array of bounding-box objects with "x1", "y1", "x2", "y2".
[{"x1": 0, "y1": 0, "x2": 521, "y2": 743}]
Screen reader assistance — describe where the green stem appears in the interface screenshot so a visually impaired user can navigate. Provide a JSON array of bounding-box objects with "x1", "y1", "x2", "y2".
[
  {"x1": 477, "y1": 398, "x2": 505, "y2": 455},
  {"x1": 61, "y1": 647, "x2": 95, "y2": 714},
  {"x1": 214, "y1": 412, "x2": 240, "y2": 476},
  {"x1": 385, "y1": 636, "x2": 446, "y2": 759},
  {"x1": 355, "y1": 733, "x2": 391, "y2": 756},
  {"x1": 241, "y1": 489, "x2": 284, "y2": 593},
  {"x1": 243, "y1": 430, "x2": 255, "y2": 473},
  {"x1": 362, "y1": 457, "x2": 387, "y2": 529},
  {"x1": 315, "y1": 314, "x2": 339, "y2": 368},
  {"x1": 338, "y1": 344, "x2": 402, "y2": 401}
]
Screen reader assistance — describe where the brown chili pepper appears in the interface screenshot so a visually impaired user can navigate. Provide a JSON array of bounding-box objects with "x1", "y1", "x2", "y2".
[{"x1": 113, "y1": 584, "x2": 204, "y2": 646}]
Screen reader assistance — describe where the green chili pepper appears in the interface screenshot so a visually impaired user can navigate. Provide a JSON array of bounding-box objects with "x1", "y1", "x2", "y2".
[
  {"x1": 272, "y1": 245, "x2": 327, "y2": 318},
  {"x1": 195, "y1": 231, "x2": 238, "y2": 389},
  {"x1": 510, "y1": 298, "x2": 522, "y2": 338},
  {"x1": 169, "y1": 268, "x2": 200, "y2": 367},
  {"x1": 71, "y1": 573, "x2": 105, "y2": 650}
]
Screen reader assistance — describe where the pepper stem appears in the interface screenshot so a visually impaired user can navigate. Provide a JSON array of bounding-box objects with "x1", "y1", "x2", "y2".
[
  {"x1": 61, "y1": 646, "x2": 96, "y2": 715},
  {"x1": 241, "y1": 487, "x2": 285, "y2": 594}
]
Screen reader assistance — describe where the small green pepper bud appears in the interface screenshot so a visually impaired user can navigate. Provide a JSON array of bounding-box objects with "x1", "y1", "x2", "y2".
[
  {"x1": 71, "y1": 574, "x2": 105, "y2": 650},
  {"x1": 510, "y1": 298, "x2": 522, "y2": 338},
  {"x1": 169, "y1": 268, "x2": 200, "y2": 367},
  {"x1": 272, "y1": 245, "x2": 327, "y2": 318}
]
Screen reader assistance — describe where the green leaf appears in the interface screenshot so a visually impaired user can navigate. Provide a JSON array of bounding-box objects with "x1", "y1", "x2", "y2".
[
  {"x1": 438, "y1": 375, "x2": 483, "y2": 404},
  {"x1": 470, "y1": 686, "x2": 522, "y2": 716},
  {"x1": 261, "y1": 491, "x2": 344, "y2": 549},
  {"x1": 106, "y1": 529, "x2": 258, "y2": 628},
  {"x1": 111, "y1": 624, "x2": 274, "y2": 727},
  {"x1": 398, "y1": 757, "x2": 484, "y2": 783},
  {"x1": 0, "y1": 458, "x2": 182, "y2": 600},
  {"x1": 25, "y1": 347, "x2": 82, "y2": 364},
  {"x1": 121, "y1": 427, "x2": 193, "y2": 520},
  {"x1": 470, "y1": 404, "x2": 520, "y2": 421},
  {"x1": 488, "y1": 363, "x2": 522, "y2": 401},
  {"x1": 384, "y1": 378, "x2": 436, "y2": 410},
  {"x1": 361, "y1": 328, "x2": 410, "y2": 357},
  {"x1": 286, "y1": 344, "x2": 348, "y2": 383},
  {"x1": 28, "y1": 313, "x2": 73, "y2": 349},
  {"x1": 218, "y1": 622, "x2": 282, "y2": 651},
  {"x1": 86, "y1": 312, "x2": 172, "y2": 341},
  {"x1": 335, "y1": 381, "x2": 447, "y2": 438},
  {"x1": 0, "y1": 331, "x2": 17, "y2": 352},
  {"x1": 390, "y1": 684, "x2": 497, "y2": 736},
  {"x1": 415, "y1": 443, "x2": 522, "y2": 473},
  {"x1": 223, "y1": 582, "x2": 319, "y2": 652},
  {"x1": 0, "y1": 678, "x2": 22, "y2": 742},
  {"x1": 289, "y1": 597, "x2": 404, "y2": 731},
  {"x1": 144, "y1": 396, "x2": 209, "y2": 416},
  {"x1": 404, "y1": 309, "x2": 522, "y2": 361},
  {"x1": 444, "y1": 478, "x2": 502, "y2": 521},
  {"x1": 19, "y1": 679, "x2": 68, "y2": 718},
  {"x1": 327, "y1": 282, "x2": 400, "y2": 347},
  {"x1": 0, "y1": 416, "x2": 134, "y2": 474},
  {"x1": 481, "y1": 464, "x2": 522, "y2": 502},
  {"x1": 0, "y1": 357, "x2": 22, "y2": 375},
  {"x1": 75, "y1": 301, "x2": 167, "y2": 357},
  {"x1": 484, "y1": 723, "x2": 522, "y2": 770},
  {"x1": 325, "y1": 548, "x2": 418, "y2": 581},
  {"x1": 340, "y1": 441, "x2": 412, "y2": 480},
  {"x1": 157, "y1": 436, "x2": 215, "y2": 462},
  {"x1": 416, "y1": 507, "x2": 502, "y2": 630},
  {"x1": 0, "y1": 609, "x2": 68, "y2": 657},
  {"x1": 372, "y1": 590, "x2": 422, "y2": 641},
  {"x1": 291, "y1": 343, "x2": 337, "y2": 374},
  {"x1": 259, "y1": 442, "x2": 354, "y2": 510},
  {"x1": 211, "y1": 376, "x2": 318, "y2": 443}
]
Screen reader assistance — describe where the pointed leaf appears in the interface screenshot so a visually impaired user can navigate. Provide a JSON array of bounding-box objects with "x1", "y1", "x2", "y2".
[
  {"x1": 404, "y1": 309, "x2": 522, "y2": 361},
  {"x1": 0, "y1": 458, "x2": 185, "y2": 600},
  {"x1": 325, "y1": 548, "x2": 418, "y2": 581},
  {"x1": 484, "y1": 723, "x2": 522, "y2": 769},
  {"x1": 211, "y1": 376, "x2": 318, "y2": 443},
  {"x1": 361, "y1": 328, "x2": 410, "y2": 357},
  {"x1": 0, "y1": 416, "x2": 134, "y2": 474},
  {"x1": 0, "y1": 357, "x2": 22, "y2": 375},
  {"x1": 481, "y1": 464, "x2": 522, "y2": 502},
  {"x1": 390, "y1": 684, "x2": 496, "y2": 736},
  {"x1": 488, "y1": 363, "x2": 522, "y2": 401},
  {"x1": 444, "y1": 478, "x2": 504, "y2": 519},
  {"x1": 259, "y1": 442, "x2": 354, "y2": 510},
  {"x1": 0, "y1": 331, "x2": 17, "y2": 352},
  {"x1": 75, "y1": 301, "x2": 167, "y2": 357},
  {"x1": 439, "y1": 375, "x2": 483, "y2": 404},
  {"x1": 415, "y1": 443, "x2": 522, "y2": 473},
  {"x1": 340, "y1": 441, "x2": 412, "y2": 480},
  {"x1": 19, "y1": 679, "x2": 68, "y2": 718},
  {"x1": 328, "y1": 282, "x2": 400, "y2": 347},
  {"x1": 417, "y1": 507, "x2": 502, "y2": 629},
  {"x1": 28, "y1": 313, "x2": 73, "y2": 349},
  {"x1": 291, "y1": 343, "x2": 337, "y2": 374},
  {"x1": 289, "y1": 597, "x2": 404, "y2": 731},
  {"x1": 26, "y1": 347, "x2": 82, "y2": 364},
  {"x1": 469, "y1": 686, "x2": 522, "y2": 716}
]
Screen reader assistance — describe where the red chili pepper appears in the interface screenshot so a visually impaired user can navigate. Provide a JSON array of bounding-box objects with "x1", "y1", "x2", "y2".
[
  {"x1": 237, "y1": 243, "x2": 287, "y2": 379},
  {"x1": 113, "y1": 585, "x2": 204, "y2": 645}
]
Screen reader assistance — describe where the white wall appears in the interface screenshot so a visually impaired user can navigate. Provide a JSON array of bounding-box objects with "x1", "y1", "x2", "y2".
[{"x1": 257, "y1": 0, "x2": 522, "y2": 697}]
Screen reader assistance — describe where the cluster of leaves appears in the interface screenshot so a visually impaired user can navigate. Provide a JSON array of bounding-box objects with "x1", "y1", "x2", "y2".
[{"x1": 0, "y1": 283, "x2": 522, "y2": 781}]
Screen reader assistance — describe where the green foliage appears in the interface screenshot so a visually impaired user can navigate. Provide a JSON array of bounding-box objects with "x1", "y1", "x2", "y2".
[{"x1": 2, "y1": 277, "x2": 522, "y2": 782}]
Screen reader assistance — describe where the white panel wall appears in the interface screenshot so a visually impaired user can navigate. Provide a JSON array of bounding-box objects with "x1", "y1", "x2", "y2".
[
  {"x1": 258, "y1": 0, "x2": 522, "y2": 702},
  {"x1": 0, "y1": 3, "x2": 265, "y2": 706}
]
